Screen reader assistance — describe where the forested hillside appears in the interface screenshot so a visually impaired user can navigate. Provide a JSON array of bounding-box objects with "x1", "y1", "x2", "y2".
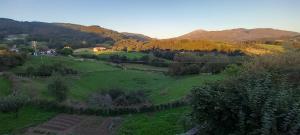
[{"x1": 0, "y1": 18, "x2": 150, "y2": 49}]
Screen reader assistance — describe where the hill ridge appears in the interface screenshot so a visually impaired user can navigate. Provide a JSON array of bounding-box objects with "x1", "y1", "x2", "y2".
[{"x1": 178, "y1": 28, "x2": 299, "y2": 41}]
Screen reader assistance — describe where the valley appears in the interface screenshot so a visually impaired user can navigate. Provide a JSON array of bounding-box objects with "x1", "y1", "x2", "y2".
[{"x1": 0, "y1": 16, "x2": 300, "y2": 135}]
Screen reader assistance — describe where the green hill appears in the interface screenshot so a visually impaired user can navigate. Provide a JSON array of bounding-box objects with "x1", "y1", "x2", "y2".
[{"x1": 0, "y1": 18, "x2": 150, "y2": 49}]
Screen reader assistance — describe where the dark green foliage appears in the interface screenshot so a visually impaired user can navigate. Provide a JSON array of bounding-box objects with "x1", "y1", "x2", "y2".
[
  {"x1": 191, "y1": 52, "x2": 300, "y2": 135},
  {"x1": 88, "y1": 89, "x2": 148, "y2": 107},
  {"x1": 23, "y1": 63, "x2": 77, "y2": 77},
  {"x1": 36, "y1": 64, "x2": 53, "y2": 76},
  {"x1": 147, "y1": 58, "x2": 169, "y2": 67},
  {"x1": 58, "y1": 48, "x2": 73, "y2": 56},
  {"x1": 0, "y1": 18, "x2": 117, "y2": 49},
  {"x1": 0, "y1": 96, "x2": 27, "y2": 118},
  {"x1": 109, "y1": 54, "x2": 128, "y2": 63},
  {"x1": 168, "y1": 53, "x2": 244, "y2": 76},
  {"x1": 47, "y1": 77, "x2": 69, "y2": 102},
  {"x1": 152, "y1": 49, "x2": 176, "y2": 60},
  {"x1": 222, "y1": 64, "x2": 241, "y2": 76},
  {"x1": 168, "y1": 63, "x2": 201, "y2": 75},
  {"x1": 108, "y1": 54, "x2": 169, "y2": 67},
  {"x1": 0, "y1": 50, "x2": 26, "y2": 71}
]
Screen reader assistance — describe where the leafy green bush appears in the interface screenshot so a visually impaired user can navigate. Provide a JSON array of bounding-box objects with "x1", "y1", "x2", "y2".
[
  {"x1": 191, "y1": 52, "x2": 300, "y2": 135},
  {"x1": 24, "y1": 63, "x2": 78, "y2": 77},
  {"x1": 48, "y1": 76, "x2": 69, "y2": 102},
  {"x1": 58, "y1": 47, "x2": 73, "y2": 56},
  {"x1": 0, "y1": 96, "x2": 27, "y2": 118},
  {"x1": 88, "y1": 89, "x2": 148, "y2": 107}
]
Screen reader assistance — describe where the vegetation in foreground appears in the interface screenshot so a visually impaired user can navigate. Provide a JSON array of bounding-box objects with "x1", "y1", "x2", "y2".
[
  {"x1": 191, "y1": 51, "x2": 300, "y2": 135},
  {"x1": 117, "y1": 107, "x2": 190, "y2": 135},
  {"x1": 0, "y1": 76, "x2": 11, "y2": 97},
  {"x1": 0, "y1": 106, "x2": 57, "y2": 134}
]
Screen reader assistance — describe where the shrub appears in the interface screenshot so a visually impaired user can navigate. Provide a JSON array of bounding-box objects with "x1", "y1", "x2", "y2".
[
  {"x1": 87, "y1": 93, "x2": 113, "y2": 108},
  {"x1": 191, "y1": 52, "x2": 300, "y2": 135},
  {"x1": 0, "y1": 96, "x2": 27, "y2": 118},
  {"x1": 0, "y1": 50, "x2": 26, "y2": 71},
  {"x1": 48, "y1": 76, "x2": 69, "y2": 102},
  {"x1": 88, "y1": 89, "x2": 148, "y2": 107},
  {"x1": 24, "y1": 63, "x2": 77, "y2": 77},
  {"x1": 222, "y1": 64, "x2": 241, "y2": 76},
  {"x1": 58, "y1": 48, "x2": 73, "y2": 56},
  {"x1": 36, "y1": 64, "x2": 53, "y2": 76}
]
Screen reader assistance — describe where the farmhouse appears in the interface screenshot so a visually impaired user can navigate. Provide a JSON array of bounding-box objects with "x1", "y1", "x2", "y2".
[{"x1": 93, "y1": 47, "x2": 107, "y2": 52}]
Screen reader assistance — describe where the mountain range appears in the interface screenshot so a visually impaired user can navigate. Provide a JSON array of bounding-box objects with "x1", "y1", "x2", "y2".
[
  {"x1": 178, "y1": 28, "x2": 299, "y2": 42},
  {"x1": 1, "y1": 18, "x2": 299, "y2": 48}
]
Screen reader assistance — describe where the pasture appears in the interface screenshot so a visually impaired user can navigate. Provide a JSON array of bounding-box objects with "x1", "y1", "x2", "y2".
[
  {"x1": 12, "y1": 56, "x2": 223, "y2": 104},
  {"x1": 0, "y1": 106, "x2": 58, "y2": 134},
  {"x1": 0, "y1": 76, "x2": 11, "y2": 97},
  {"x1": 1, "y1": 55, "x2": 224, "y2": 134},
  {"x1": 117, "y1": 107, "x2": 189, "y2": 135}
]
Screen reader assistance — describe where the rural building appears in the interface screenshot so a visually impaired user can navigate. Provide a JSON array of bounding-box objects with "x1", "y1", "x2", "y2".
[{"x1": 9, "y1": 45, "x2": 19, "y2": 53}]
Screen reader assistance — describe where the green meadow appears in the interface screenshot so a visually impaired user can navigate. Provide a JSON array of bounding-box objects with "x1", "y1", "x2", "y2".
[
  {"x1": 0, "y1": 106, "x2": 58, "y2": 134},
  {"x1": 10, "y1": 56, "x2": 223, "y2": 104},
  {"x1": 0, "y1": 56, "x2": 224, "y2": 104},
  {"x1": 0, "y1": 76, "x2": 11, "y2": 97},
  {"x1": 118, "y1": 107, "x2": 190, "y2": 135},
  {"x1": 0, "y1": 55, "x2": 224, "y2": 134}
]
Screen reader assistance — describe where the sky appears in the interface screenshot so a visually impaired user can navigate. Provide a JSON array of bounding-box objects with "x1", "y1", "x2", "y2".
[{"x1": 0, "y1": 0, "x2": 299, "y2": 39}]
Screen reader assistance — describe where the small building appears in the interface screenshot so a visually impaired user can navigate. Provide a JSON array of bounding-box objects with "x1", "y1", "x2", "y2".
[
  {"x1": 9, "y1": 45, "x2": 19, "y2": 53},
  {"x1": 93, "y1": 47, "x2": 107, "y2": 52}
]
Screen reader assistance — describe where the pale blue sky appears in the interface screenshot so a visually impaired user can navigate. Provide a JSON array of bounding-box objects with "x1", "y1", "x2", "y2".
[{"x1": 0, "y1": 0, "x2": 299, "y2": 38}]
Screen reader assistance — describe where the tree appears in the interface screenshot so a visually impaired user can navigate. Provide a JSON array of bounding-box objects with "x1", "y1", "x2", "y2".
[
  {"x1": 58, "y1": 47, "x2": 73, "y2": 56},
  {"x1": 48, "y1": 76, "x2": 69, "y2": 102},
  {"x1": 0, "y1": 50, "x2": 26, "y2": 71}
]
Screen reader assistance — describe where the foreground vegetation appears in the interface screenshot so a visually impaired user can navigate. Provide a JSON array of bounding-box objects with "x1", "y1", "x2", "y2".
[
  {"x1": 0, "y1": 106, "x2": 57, "y2": 134},
  {"x1": 118, "y1": 107, "x2": 189, "y2": 135},
  {"x1": 191, "y1": 51, "x2": 300, "y2": 135},
  {"x1": 0, "y1": 76, "x2": 11, "y2": 97}
]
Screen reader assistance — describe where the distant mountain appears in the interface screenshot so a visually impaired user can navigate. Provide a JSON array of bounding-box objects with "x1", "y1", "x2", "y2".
[
  {"x1": 0, "y1": 18, "x2": 151, "y2": 48},
  {"x1": 178, "y1": 28, "x2": 300, "y2": 42}
]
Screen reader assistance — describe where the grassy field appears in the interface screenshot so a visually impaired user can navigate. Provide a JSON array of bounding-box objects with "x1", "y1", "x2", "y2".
[
  {"x1": 4, "y1": 55, "x2": 225, "y2": 135},
  {"x1": 123, "y1": 63, "x2": 168, "y2": 72},
  {"x1": 12, "y1": 56, "x2": 118, "y2": 73},
  {"x1": 0, "y1": 106, "x2": 58, "y2": 134},
  {"x1": 12, "y1": 56, "x2": 224, "y2": 104},
  {"x1": 0, "y1": 76, "x2": 11, "y2": 97},
  {"x1": 117, "y1": 107, "x2": 190, "y2": 135},
  {"x1": 150, "y1": 74, "x2": 224, "y2": 104}
]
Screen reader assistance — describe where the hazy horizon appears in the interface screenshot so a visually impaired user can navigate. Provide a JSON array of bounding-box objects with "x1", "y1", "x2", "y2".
[{"x1": 1, "y1": 0, "x2": 299, "y2": 39}]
